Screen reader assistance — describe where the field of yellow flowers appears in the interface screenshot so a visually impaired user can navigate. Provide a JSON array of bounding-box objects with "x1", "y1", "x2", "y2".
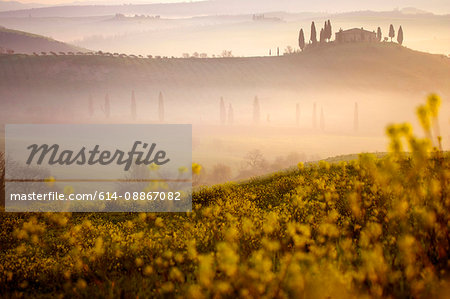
[{"x1": 0, "y1": 95, "x2": 449, "y2": 298}]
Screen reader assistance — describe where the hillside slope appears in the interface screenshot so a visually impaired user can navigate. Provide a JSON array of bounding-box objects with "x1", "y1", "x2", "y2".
[
  {"x1": 0, "y1": 42, "x2": 448, "y2": 92},
  {"x1": 0, "y1": 42, "x2": 449, "y2": 127},
  {"x1": 0, "y1": 1, "x2": 46, "y2": 12},
  {"x1": 0, "y1": 147, "x2": 449, "y2": 297},
  {"x1": 0, "y1": 26, "x2": 86, "y2": 54}
]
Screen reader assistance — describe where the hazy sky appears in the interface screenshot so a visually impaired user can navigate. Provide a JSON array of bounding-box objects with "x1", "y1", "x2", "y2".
[
  {"x1": 4, "y1": 0, "x2": 201, "y2": 4},
  {"x1": 1, "y1": 0, "x2": 445, "y2": 6},
  {"x1": 2, "y1": 0, "x2": 449, "y2": 14},
  {"x1": 1, "y1": 0, "x2": 200, "y2": 4}
]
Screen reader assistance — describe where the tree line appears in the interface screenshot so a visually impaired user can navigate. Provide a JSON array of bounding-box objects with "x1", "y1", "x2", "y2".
[
  {"x1": 89, "y1": 91, "x2": 165, "y2": 122},
  {"x1": 218, "y1": 96, "x2": 360, "y2": 132},
  {"x1": 298, "y1": 20, "x2": 404, "y2": 51}
]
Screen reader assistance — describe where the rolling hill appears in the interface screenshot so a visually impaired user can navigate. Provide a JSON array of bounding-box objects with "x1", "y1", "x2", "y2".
[
  {"x1": 0, "y1": 1, "x2": 46, "y2": 12},
  {"x1": 0, "y1": 26, "x2": 86, "y2": 54},
  {"x1": 0, "y1": 41, "x2": 448, "y2": 135},
  {"x1": 0, "y1": 42, "x2": 448, "y2": 94}
]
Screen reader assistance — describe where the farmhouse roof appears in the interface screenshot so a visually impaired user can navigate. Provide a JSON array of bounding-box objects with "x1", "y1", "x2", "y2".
[{"x1": 337, "y1": 28, "x2": 376, "y2": 34}]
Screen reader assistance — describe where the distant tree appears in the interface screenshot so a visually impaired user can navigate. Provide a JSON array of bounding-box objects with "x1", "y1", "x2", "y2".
[
  {"x1": 313, "y1": 102, "x2": 317, "y2": 129},
  {"x1": 131, "y1": 90, "x2": 137, "y2": 120},
  {"x1": 397, "y1": 26, "x2": 404, "y2": 45},
  {"x1": 227, "y1": 103, "x2": 234, "y2": 125},
  {"x1": 220, "y1": 97, "x2": 226, "y2": 125},
  {"x1": 326, "y1": 20, "x2": 332, "y2": 40},
  {"x1": 354, "y1": 102, "x2": 359, "y2": 132},
  {"x1": 320, "y1": 107, "x2": 325, "y2": 131},
  {"x1": 296, "y1": 103, "x2": 300, "y2": 126},
  {"x1": 377, "y1": 27, "x2": 382, "y2": 42},
  {"x1": 298, "y1": 29, "x2": 305, "y2": 51},
  {"x1": 221, "y1": 50, "x2": 233, "y2": 58},
  {"x1": 277, "y1": 47, "x2": 279, "y2": 56},
  {"x1": 158, "y1": 92, "x2": 164, "y2": 122},
  {"x1": 88, "y1": 94, "x2": 94, "y2": 118},
  {"x1": 209, "y1": 163, "x2": 232, "y2": 183},
  {"x1": 253, "y1": 96, "x2": 260, "y2": 125},
  {"x1": 310, "y1": 21, "x2": 317, "y2": 44},
  {"x1": 102, "y1": 94, "x2": 110, "y2": 118},
  {"x1": 243, "y1": 149, "x2": 266, "y2": 171},
  {"x1": 319, "y1": 28, "x2": 325, "y2": 43},
  {"x1": 389, "y1": 24, "x2": 395, "y2": 41},
  {"x1": 269, "y1": 49, "x2": 272, "y2": 56},
  {"x1": 284, "y1": 46, "x2": 294, "y2": 54}
]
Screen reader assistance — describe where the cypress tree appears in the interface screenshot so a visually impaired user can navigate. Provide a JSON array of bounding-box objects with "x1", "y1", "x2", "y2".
[
  {"x1": 131, "y1": 90, "x2": 136, "y2": 120},
  {"x1": 320, "y1": 28, "x2": 325, "y2": 43},
  {"x1": 327, "y1": 20, "x2": 332, "y2": 40},
  {"x1": 103, "y1": 94, "x2": 110, "y2": 118},
  {"x1": 377, "y1": 27, "x2": 382, "y2": 41},
  {"x1": 320, "y1": 107, "x2": 325, "y2": 131},
  {"x1": 299, "y1": 29, "x2": 305, "y2": 51},
  {"x1": 310, "y1": 21, "x2": 317, "y2": 44},
  {"x1": 313, "y1": 102, "x2": 317, "y2": 129},
  {"x1": 220, "y1": 97, "x2": 226, "y2": 125},
  {"x1": 88, "y1": 94, "x2": 94, "y2": 118},
  {"x1": 253, "y1": 96, "x2": 260, "y2": 125},
  {"x1": 389, "y1": 24, "x2": 395, "y2": 41},
  {"x1": 228, "y1": 103, "x2": 234, "y2": 125},
  {"x1": 397, "y1": 26, "x2": 403, "y2": 45},
  {"x1": 158, "y1": 91, "x2": 164, "y2": 122}
]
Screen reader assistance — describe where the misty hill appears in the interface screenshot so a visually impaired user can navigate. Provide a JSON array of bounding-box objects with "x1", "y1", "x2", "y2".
[
  {"x1": 0, "y1": 0, "x2": 449, "y2": 18},
  {"x1": 0, "y1": 1, "x2": 46, "y2": 12},
  {"x1": 0, "y1": 42, "x2": 449, "y2": 130},
  {"x1": 0, "y1": 26, "x2": 86, "y2": 54},
  {"x1": 1, "y1": 42, "x2": 448, "y2": 93},
  {"x1": 1, "y1": 9, "x2": 448, "y2": 57}
]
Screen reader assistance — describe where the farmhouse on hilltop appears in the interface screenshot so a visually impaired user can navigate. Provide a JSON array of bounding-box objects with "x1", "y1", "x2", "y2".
[{"x1": 335, "y1": 28, "x2": 377, "y2": 43}]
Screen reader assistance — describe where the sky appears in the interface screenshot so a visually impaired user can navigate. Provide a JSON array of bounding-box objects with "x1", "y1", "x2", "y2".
[
  {"x1": 1, "y1": 0, "x2": 449, "y2": 14},
  {"x1": 3, "y1": 0, "x2": 201, "y2": 4},
  {"x1": 0, "y1": 0, "x2": 201, "y2": 5},
  {"x1": 0, "y1": 0, "x2": 443, "y2": 6}
]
